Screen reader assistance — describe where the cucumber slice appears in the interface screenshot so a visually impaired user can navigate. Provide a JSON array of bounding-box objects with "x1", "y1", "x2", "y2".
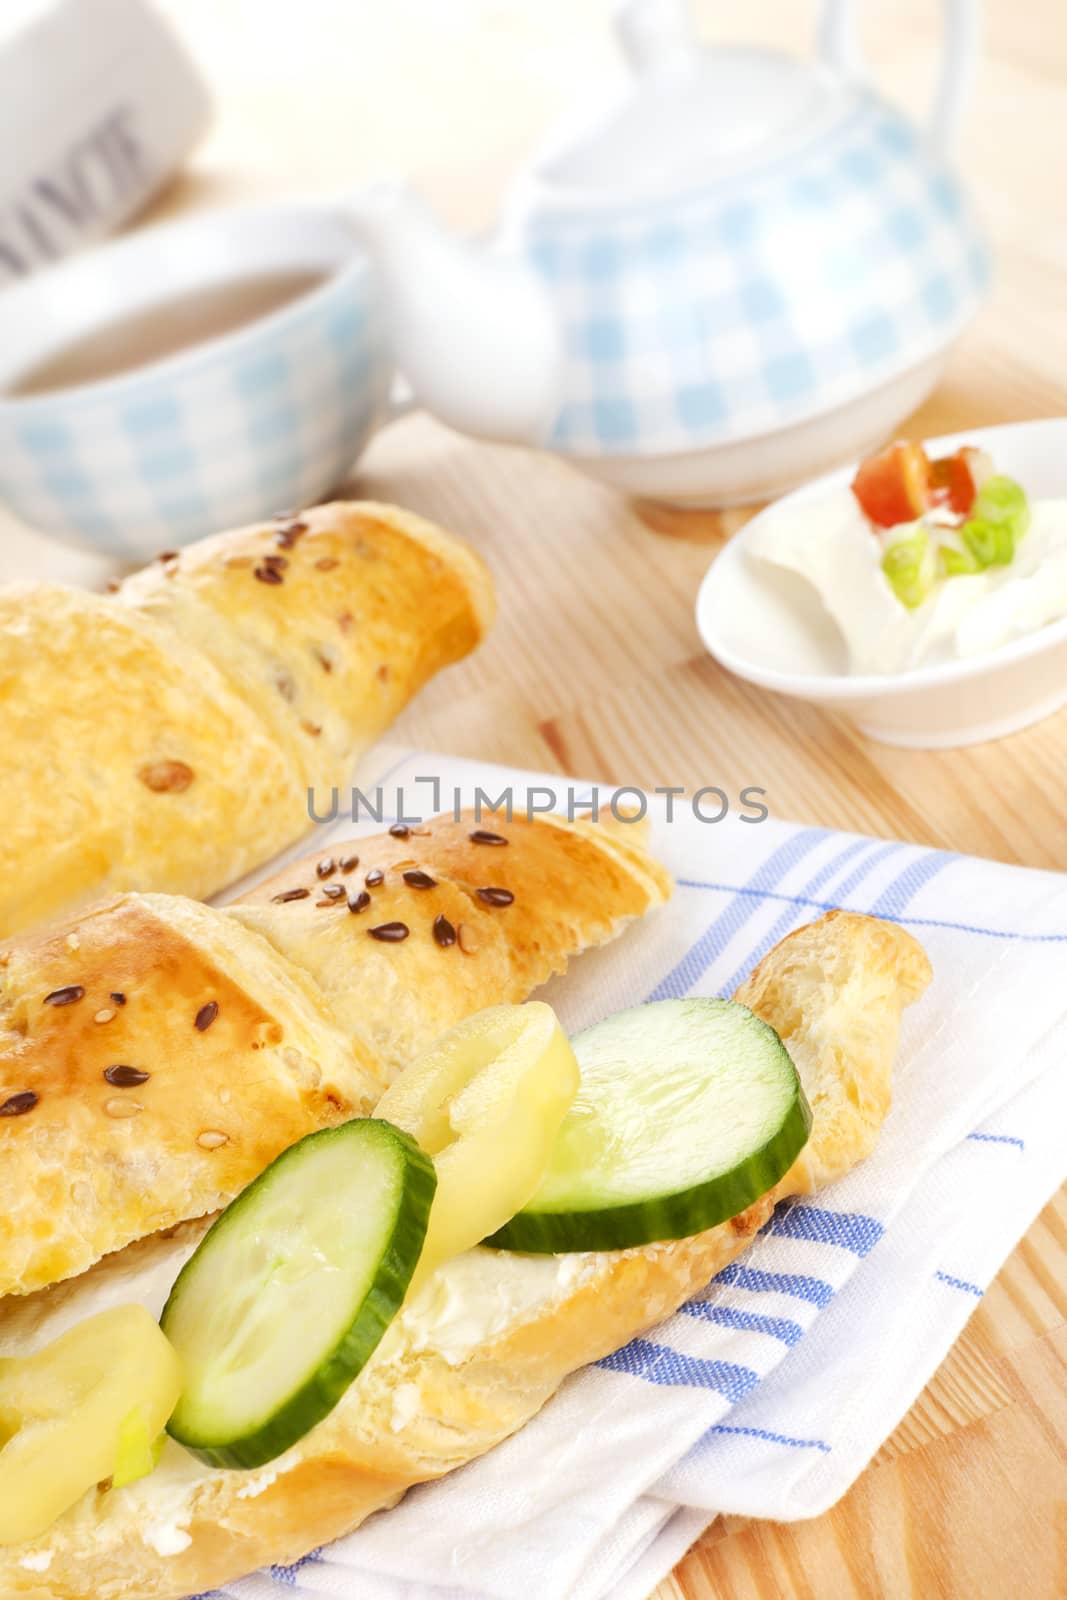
[
  {"x1": 486, "y1": 999, "x2": 810, "y2": 1253},
  {"x1": 162, "y1": 1118, "x2": 435, "y2": 1469}
]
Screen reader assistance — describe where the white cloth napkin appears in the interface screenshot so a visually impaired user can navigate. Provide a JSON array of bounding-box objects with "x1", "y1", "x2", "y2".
[{"x1": 199, "y1": 748, "x2": 1067, "y2": 1600}]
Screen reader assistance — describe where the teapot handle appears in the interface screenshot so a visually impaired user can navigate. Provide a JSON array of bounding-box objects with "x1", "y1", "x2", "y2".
[{"x1": 817, "y1": 0, "x2": 980, "y2": 155}]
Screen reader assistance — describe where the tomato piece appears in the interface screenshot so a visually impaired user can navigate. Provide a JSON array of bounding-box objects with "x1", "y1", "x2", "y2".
[
  {"x1": 928, "y1": 447, "x2": 992, "y2": 517},
  {"x1": 851, "y1": 441, "x2": 931, "y2": 528}
]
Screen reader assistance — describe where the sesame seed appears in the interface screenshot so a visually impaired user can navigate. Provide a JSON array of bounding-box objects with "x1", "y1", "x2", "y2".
[
  {"x1": 254, "y1": 564, "x2": 284, "y2": 585},
  {"x1": 469, "y1": 830, "x2": 509, "y2": 846},
  {"x1": 348, "y1": 890, "x2": 371, "y2": 914},
  {"x1": 0, "y1": 1091, "x2": 37, "y2": 1117},
  {"x1": 316, "y1": 857, "x2": 337, "y2": 879},
  {"x1": 368, "y1": 922, "x2": 409, "y2": 942},
  {"x1": 456, "y1": 923, "x2": 479, "y2": 954},
  {"x1": 104, "y1": 1098, "x2": 142, "y2": 1119},
  {"x1": 197, "y1": 1130, "x2": 229, "y2": 1150},
  {"x1": 94, "y1": 1008, "x2": 116, "y2": 1024},
  {"x1": 389, "y1": 822, "x2": 411, "y2": 838},
  {"x1": 271, "y1": 887, "x2": 311, "y2": 903},
  {"x1": 274, "y1": 520, "x2": 308, "y2": 549},
  {"x1": 104, "y1": 1065, "x2": 150, "y2": 1087},
  {"x1": 111, "y1": 992, "x2": 127, "y2": 1006},
  {"x1": 475, "y1": 886, "x2": 515, "y2": 907},
  {"x1": 433, "y1": 914, "x2": 456, "y2": 948},
  {"x1": 43, "y1": 985, "x2": 85, "y2": 1007},
  {"x1": 195, "y1": 1001, "x2": 219, "y2": 1032},
  {"x1": 139, "y1": 759, "x2": 194, "y2": 793},
  {"x1": 339, "y1": 854, "x2": 359, "y2": 873},
  {"x1": 365, "y1": 868, "x2": 384, "y2": 888},
  {"x1": 403, "y1": 869, "x2": 437, "y2": 889}
]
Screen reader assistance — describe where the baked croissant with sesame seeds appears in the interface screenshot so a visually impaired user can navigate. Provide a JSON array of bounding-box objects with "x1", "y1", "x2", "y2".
[
  {"x1": 0, "y1": 809, "x2": 672, "y2": 1301},
  {"x1": 0, "y1": 892, "x2": 929, "y2": 1600},
  {"x1": 0, "y1": 501, "x2": 493, "y2": 940}
]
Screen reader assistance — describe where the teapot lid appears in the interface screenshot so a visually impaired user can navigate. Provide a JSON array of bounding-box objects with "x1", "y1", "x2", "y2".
[{"x1": 531, "y1": 0, "x2": 853, "y2": 197}]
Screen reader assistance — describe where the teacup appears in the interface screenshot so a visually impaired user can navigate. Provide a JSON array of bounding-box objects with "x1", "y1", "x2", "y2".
[{"x1": 0, "y1": 203, "x2": 389, "y2": 560}]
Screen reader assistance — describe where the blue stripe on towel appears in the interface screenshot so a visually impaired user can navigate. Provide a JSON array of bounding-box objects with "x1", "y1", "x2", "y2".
[
  {"x1": 867, "y1": 849, "x2": 954, "y2": 917},
  {"x1": 707, "y1": 1422, "x2": 831, "y2": 1454},
  {"x1": 711, "y1": 1262, "x2": 836, "y2": 1307},
  {"x1": 718, "y1": 836, "x2": 881, "y2": 997},
  {"x1": 967, "y1": 1131, "x2": 1025, "y2": 1150},
  {"x1": 682, "y1": 1300, "x2": 804, "y2": 1346},
  {"x1": 767, "y1": 1203, "x2": 885, "y2": 1256},
  {"x1": 829, "y1": 840, "x2": 905, "y2": 905},
  {"x1": 598, "y1": 1337, "x2": 759, "y2": 1401},
  {"x1": 674, "y1": 877, "x2": 1067, "y2": 946},
  {"x1": 723, "y1": 844, "x2": 953, "y2": 997},
  {"x1": 935, "y1": 1270, "x2": 984, "y2": 1297},
  {"x1": 267, "y1": 1549, "x2": 323, "y2": 1584},
  {"x1": 646, "y1": 828, "x2": 829, "y2": 1000}
]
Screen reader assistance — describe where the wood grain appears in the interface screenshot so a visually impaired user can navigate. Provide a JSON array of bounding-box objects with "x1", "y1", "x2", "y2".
[{"x1": 3, "y1": 0, "x2": 1065, "y2": 1594}]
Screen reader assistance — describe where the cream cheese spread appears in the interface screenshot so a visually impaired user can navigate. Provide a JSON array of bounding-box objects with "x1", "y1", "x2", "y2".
[{"x1": 748, "y1": 491, "x2": 1067, "y2": 674}]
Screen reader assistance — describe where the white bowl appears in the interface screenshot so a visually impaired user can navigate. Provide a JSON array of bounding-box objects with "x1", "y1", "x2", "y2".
[{"x1": 695, "y1": 417, "x2": 1067, "y2": 748}]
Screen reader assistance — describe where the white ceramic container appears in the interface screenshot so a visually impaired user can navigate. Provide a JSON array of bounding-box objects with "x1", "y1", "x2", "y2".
[{"x1": 695, "y1": 418, "x2": 1067, "y2": 748}]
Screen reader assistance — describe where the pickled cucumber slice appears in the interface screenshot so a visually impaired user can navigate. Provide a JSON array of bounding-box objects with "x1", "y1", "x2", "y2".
[
  {"x1": 377, "y1": 1002, "x2": 579, "y2": 1286},
  {"x1": 0, "y1": 1305, "x2": 181, "y2": 1545}
]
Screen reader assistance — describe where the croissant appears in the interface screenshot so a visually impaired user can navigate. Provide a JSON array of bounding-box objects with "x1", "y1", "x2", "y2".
[
  {"x1": 0, "y1": 895, "x2": 930, "y2": 1600},
  {"x1": 0, "y1": 502, "x2": 493, "y2": 939},
  {"x1": 0, "y1": 809, "x2": 672, "y2": 1300}
]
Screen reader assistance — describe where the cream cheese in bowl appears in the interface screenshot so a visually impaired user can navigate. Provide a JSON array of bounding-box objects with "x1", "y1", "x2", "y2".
[
  {"x1": 747, "y1": 490, "x2": 1067, "y2": 676},
  {"x1": 696, "y1": 418, "x2": 1067, "y2": 748}
]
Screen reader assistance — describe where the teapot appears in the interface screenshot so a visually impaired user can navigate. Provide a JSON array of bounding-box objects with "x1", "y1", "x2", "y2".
[{"x1": 349, "y1": 0, "x2": 988, "y2": 506}]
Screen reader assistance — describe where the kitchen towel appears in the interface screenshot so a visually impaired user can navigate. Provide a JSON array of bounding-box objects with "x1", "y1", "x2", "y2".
[{"x1": 198, "y1": 747, "x2": 1067, "y2": 1600}]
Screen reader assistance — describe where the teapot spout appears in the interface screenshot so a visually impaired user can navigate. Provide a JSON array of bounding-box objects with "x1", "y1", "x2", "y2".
[{"x1": 345, "y1": 183, "x2": 561, "y2": 445}]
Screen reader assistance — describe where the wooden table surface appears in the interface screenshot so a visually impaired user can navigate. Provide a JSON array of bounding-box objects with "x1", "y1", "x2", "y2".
[{"x1": 5, "y1": 1, "x2": 1066, "y2": 1595}]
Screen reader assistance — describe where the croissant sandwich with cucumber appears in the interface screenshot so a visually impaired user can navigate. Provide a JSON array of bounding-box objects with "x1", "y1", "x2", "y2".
[
  {"x1": 0, "y1": 808, "x2": 931, "y2": 1598},
  {"x1": 0, "y1": 499, "x2": 493, "y2": 940}
]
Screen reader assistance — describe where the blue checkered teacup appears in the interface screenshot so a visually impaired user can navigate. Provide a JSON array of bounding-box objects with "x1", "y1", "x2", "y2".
[{"x1": 0, "y1": 205, "x2": 390, "y2": 560}]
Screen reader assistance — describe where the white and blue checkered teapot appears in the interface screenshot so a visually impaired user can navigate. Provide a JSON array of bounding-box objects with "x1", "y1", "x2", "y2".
[{"x1": 351, "y1": 0, "x2": 987, "y2": 506}]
